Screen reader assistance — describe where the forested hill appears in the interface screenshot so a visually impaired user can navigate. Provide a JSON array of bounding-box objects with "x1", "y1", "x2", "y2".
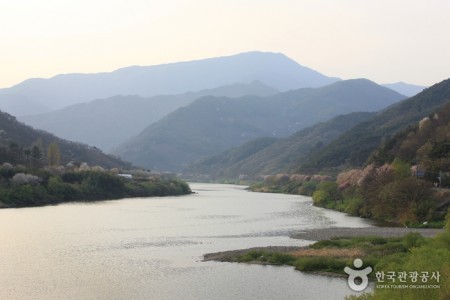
[
  {"x1": 369, "y1": 100, "x2": 450, "y2": 182},
  {"x1": 113, "y1": 79, "x2": 405, "y2": 171},
  {"x1": 0, "y1": 110, "x2": 130, "y2": 169},
  {"x1": 249, "y1": 93, "x2": 450, "y2": 225},
  {"x1": 184, "y1": 112, "x2": 374, "y2": 179},
  {"x1": 20, "y1": 81, "x2": 278, "y2": 151},
  {"x1": 309, "y1": 101, "x2": 450, "y2": 225},
  {"x1": 300, "y1": 78, "x2": 450, "y2": 172}
]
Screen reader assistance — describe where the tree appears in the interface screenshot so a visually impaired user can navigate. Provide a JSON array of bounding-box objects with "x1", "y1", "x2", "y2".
[
  {"x1": 31, "y1": 140, "x2": 44, "y2": 168},
  {"x1": 8, "y1": 142, "x2": 22, "y2": 164},
  {"x1": 47, "y1": 142, "x2": 61, "y2": 166},
  {"x1": 23, "y1": 149, "x2": 31, "y2": 167},
  {"x1": 391, "y1": 158, "x2": 411, "y2": 180}
]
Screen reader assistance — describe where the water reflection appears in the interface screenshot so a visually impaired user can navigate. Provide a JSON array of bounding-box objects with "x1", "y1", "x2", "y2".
[{"x1": 0, "y1": 183, "x2": 371, "y2": 300}]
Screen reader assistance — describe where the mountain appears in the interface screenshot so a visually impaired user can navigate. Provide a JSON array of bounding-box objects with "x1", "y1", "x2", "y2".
[
  {"x1": 0, "y1": 51, "x2": 338, "y2": 113},
  {"x1": 0, "y1": 94, "x2": 50, "y2": 116},
  {"x1": 0, "y1": 110, "x2": 130, "y2": 169},
  {"x1": 113, "y1": 79, "x2": 406, "y2": 171},
  {"x1": 368, "y1": 100, "x2": 450, "y2": 174},
  {"x1": 184, "y1": 112, "x2": 374, "y2": 178},
  {"x1": 382, "y1": 82, "x2": 426, "y2": 97},
  {"x1": 20, "y1": 81, "x2": 278, "y2": 151},
  {"x1": 301, "y1": 78, "x2": 450, "y2": 172}
]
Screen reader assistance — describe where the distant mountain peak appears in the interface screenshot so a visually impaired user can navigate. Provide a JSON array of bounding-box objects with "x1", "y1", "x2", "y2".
[
  {"x1": 382, "y1": 81, "x2": 427, "y2": 97},
  {"x1": 0, "y1": 51, "x2": 339, "y2": 112}
]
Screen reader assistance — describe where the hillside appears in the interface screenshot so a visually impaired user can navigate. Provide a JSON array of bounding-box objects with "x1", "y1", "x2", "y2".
[
  {"x1": 301, "y1": 78, "x2": 450, "y2": 172},
  {"x1": 310, "y1": 101, "x2": 450, "y2": 225},
  {"x1": 20, "y1": 81, "x2": 278, "y2": 151},
  {"x1": 0, "y1": 110, "x2": 130, "y2": 169},
  {"x1": 184, "y1": 112, "x2": 374, "y2": 178},
  {"x1": 113, "y1": 79, "x2": 405, "y2": 171},
  {"x1": 248, "y1": 97, "x2": 450, "y2": 225},
  {"x1": 369, "y1": 101, "x2": 450, "y2": 184},
  {"x1": 0, "y1": 51, "x2": 338, "y2": 113}
]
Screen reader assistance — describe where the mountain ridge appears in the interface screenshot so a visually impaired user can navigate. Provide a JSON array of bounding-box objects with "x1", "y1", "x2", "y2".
[
  {"x1": 0, "y1": 51, "x2": 339, "y2": 113},
  {"x1": 184, "y1": 111, "x2": 375, "y2": 178},
  {"x1": 113, "y1": 79, "x2": 406, "y2": 171},
  {"x1": 382, "y1": 82, "x2": 426, "y2": 97},
  {"x1": 300, "y1": 78, "x2": 450, "y2": 172},
  {"x1": 20, "y1": 81, "x2": 278, "y2": 151}
]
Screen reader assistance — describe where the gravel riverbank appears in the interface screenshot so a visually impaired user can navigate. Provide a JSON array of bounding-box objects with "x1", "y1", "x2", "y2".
[
  {"x1": 203, "y1": 227, "x2": 444, "y2": 262},
  {"x1": 203, "y1": 246, "x2": 303, "y2": 262},
  {"x1": 291, "y1": 227, "x2": 444, "y2": 241}
]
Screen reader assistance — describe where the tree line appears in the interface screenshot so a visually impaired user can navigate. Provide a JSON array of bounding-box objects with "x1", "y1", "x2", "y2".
[
  {"x1": 0, "y1": 165, "x2": 191, "y2": 208},
  {"x1": 0, "y1": 139, "x2": 61, "y2": 168}
]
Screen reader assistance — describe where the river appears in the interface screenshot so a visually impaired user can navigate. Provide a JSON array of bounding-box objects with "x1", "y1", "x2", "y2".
[{"x1": 0, "y1": 183, "x2": 372, "y2": 299}]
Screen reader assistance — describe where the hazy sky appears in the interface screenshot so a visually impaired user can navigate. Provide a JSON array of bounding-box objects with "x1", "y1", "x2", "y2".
[{"x1": 1, "y1": 0, "x2": 449, "y2": 88}]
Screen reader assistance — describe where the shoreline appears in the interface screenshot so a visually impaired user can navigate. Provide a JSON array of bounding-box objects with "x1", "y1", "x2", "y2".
[
  {"x1": 290, "y1": 226, "x2": 443, "y2": 241},
  {"x1": 203, "y1": 246, "x2": 304, "y2": 262},
  {"x1": 203, "y1": 226, "x2": 444, "y2": 265}
]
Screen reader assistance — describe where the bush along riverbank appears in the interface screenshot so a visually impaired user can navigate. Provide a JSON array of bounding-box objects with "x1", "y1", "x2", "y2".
[
  {"x1": 204, "y1": 211, "x2": 450, "y2": 300},
  {"x1": 0, "y1": 164, "x2": 191, "y2": 208},
  {"x1": 249, "y1": 160, "x2": 449, "y2": 228}
]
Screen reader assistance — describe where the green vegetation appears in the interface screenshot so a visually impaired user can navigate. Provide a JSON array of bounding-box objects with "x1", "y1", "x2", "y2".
[
  {"x1": 222, "y1": 216, "x2": 450, "y2": 300},
  {"x1": 311, "y1": 101, "x2": 450, "y2": 225},
  {"x1": 347, "y1": 211, "x2": 450, "y2": 300},
  {"x1": 251, "y1": 98, "x2": 450, "y2": 227},
  {"x1": 369, "y1": 101, "x2": 450, "y2": 188},
  {"x1": 0, "y1": 110, "x2": 130, "y2": 169},
  {"x1": 249, "y1": 174, "x2": 330, "y2": 196},
  {"x1": 310, "y1": 161, "x2": 446, "y2": 226},
  {"x1": 0, "y1": 104, "x2": 192, "y2": 208},
  {"x1": 115, "y1": 79, "x2": 404, "y2": 171},
  {"x1": 229, "y1": 234, "x2": 428, "y2": 275},
  {"x1": 47, "y1": 142, "x2": 61, "y2": 166},
  {"x1": 0, "y1": 166, "x2": 191, "y2": 208},
  {"x1": 185, "y1": 112, "x2": 374, "y2": 179},
  {"x1": 301, "y1": 79, "x2": 450, "y2": 172},
  {"x1": 236, "y1": 250, "x2": 296, "y2": 265}
]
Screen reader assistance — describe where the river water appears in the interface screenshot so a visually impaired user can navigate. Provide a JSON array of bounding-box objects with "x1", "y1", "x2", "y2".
[{"x1": 0, "y1": 183, "x2": 372, "y2": 300}]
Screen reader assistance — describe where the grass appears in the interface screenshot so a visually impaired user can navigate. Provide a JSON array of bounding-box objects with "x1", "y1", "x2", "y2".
[{"x1": 227, "y1": 233, "x2": 427, "y2": 277}]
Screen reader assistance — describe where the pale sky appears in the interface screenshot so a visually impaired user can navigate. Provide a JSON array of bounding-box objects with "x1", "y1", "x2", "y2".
[{"x1": 1, "y1": 0, "x2": 449, "y2": 88}]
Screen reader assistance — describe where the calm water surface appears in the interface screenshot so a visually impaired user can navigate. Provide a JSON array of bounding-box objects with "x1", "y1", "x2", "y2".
[{"x1": 0, "y1": 183, "x2": 372, "y2": 299}]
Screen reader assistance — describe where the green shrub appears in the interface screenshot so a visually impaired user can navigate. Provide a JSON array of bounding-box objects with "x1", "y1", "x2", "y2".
[
  {"x1": 312, "y1": 190, "x2": 329, "y2": 206},
  {"x1": 344, "y1": 196, "x2": 364, "y2": 216},
  {"x1": 0, "y1": 167, "x2": 191, "y2": 207},
  {"x1": 267, "y1": 252, "x2": 296, "y2": 265},
  {"x1": 298, "y1": 181, "x2": 317, "y2": 196},
  {"x1": 401, "y1": 232, "x2": 425, "y2": 249},
  {"x1": 237, "y1": 250, "x2": 263, "y2": 262},
  {"x1": 295, "y1": 256, "x2": 347, "y2": 273}
]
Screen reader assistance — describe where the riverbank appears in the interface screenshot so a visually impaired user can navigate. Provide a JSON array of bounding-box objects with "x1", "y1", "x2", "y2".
[
  {"x1": 291, "y1": 226, "x2": 443, "y2": 240},
  {"x1": 203, "y1": 226, "x2": 445, "y2": 275},
  {"x1": 249, "y1": 172, "x2": 450, "y2": 229},
  {"x1": 0, "y1": 168, "x2": 191, "y2": 208},
  {"x1": 204, "y1": 246, "x2": 303, "y2": 263},
  {"x1": 202, "y1": 220, "x2": 450, "y2": 300},
  {"x1": 204, "y1": 227, "x2": 444, "y2": 259}
]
